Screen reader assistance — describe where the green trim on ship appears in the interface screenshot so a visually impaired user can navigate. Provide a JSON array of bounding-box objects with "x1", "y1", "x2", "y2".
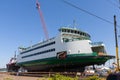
[{"x1": 17, "y1": 52, "x2": 112, "y2": 67}]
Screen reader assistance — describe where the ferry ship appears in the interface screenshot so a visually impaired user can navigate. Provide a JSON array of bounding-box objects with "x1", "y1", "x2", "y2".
[{"x1": 16, "y1": 27, "x2": 114, "y2": 72}]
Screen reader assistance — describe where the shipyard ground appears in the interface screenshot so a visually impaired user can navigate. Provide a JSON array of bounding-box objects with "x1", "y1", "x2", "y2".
[
  {"x1": 0, "y1": 72, "x2": 106, "y2": 80},
  {"x1": 0, "y1": 73, "x2": 43, "y2": 80}
]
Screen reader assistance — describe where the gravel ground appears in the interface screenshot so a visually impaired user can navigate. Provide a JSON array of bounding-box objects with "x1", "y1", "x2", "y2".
[{"x1": 0, "y1": 74, "x2": 47, "y2": 80}]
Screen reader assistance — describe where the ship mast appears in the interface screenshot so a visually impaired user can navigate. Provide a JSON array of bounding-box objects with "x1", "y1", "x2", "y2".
[{"x1": 36, "y1": 0, "x2": 49, "y2": 40}]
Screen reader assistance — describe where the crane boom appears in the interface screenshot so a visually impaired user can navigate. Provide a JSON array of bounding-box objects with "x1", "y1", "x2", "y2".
[{"x1": 36, "y1": 0, "x2": 49, "y2": 40}]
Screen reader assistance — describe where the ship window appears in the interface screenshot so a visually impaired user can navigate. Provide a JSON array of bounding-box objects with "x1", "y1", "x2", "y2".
[
  {"x1": 62, "y1": 29, "x2": 65, "y2": 32},
  {"x1": 71, "y1": 30, "x2": 73, "y2": 33},
  {"x1": 21, "y1": 41, "x2": 55, "y2": 54},
  {"x1": 80, "y1": 32, "x2": 82, "y2": 35},
  {"x1": 62, "y1": 29, "x2": 63, "y2": 32},
  {"x1": 74, "y1": 31, "x2": 77, "y2": 34},
  {"x1": 83, "y1": 33, "x2": 85, "y2": 36},
  {"x1": 22, "y1": 48, "x2": 55, "y2": 58},
  {"x1": 68, "y1": 30, "x2": 70, "y2": 33},
  {"x1": 77, "y1": 31, "x2": 80, "y2": 34},
  {"x1": 65, "y1": 29, "x2": 67, "y2": 32}
]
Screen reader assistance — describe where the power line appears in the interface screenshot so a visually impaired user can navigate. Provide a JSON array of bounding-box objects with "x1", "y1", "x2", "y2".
[{"x1": 62, "y1": 0, "x2": 120, "y2": 27}]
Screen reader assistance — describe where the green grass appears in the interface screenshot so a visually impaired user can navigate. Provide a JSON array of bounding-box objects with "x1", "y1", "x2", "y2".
[
  {"x1": 46, "y1": 74, "x2": 106, "y2": 80},
  {"x1": 48, "y1": 73, "x2": 78, "y2": 80},
  {"x1": 84, "y1": 76, "x2": 101, "y2": 80}
]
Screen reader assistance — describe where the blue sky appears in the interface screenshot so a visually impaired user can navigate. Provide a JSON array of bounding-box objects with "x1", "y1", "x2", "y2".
[{"x1": 0, "y1": 0, "x2": 120, "y2": 68}]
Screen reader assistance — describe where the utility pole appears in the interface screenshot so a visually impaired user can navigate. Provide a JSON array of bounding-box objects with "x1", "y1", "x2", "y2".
[{"x1": 114, "y1": 15, "x2": 120, "y2": 71}]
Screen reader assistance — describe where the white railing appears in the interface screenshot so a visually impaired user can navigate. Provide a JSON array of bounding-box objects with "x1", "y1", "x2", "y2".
[{"x1": 90, "y1": 42, "x2": 103, "y2": 47}]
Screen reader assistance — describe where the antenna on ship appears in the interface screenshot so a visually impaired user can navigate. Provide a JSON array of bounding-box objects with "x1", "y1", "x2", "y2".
[
  {"x1": 14, "y1": 51, "x2": 16, "y2": 58},
  {"x1": 36, "y1": 0, "x2": 49, "y2": 40},
  {"x1": 73, "y1": 19, "x2": 77, "y2": 29}
]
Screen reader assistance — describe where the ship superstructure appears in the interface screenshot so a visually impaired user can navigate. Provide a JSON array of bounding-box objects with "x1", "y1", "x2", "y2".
[{"x1": 15, "y1": 27, "x2": 114, "y2": 72}]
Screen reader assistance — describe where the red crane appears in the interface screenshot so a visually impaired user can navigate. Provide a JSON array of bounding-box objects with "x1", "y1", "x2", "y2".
[{"x1": 36, "y1": 0, "x2": 49, "y2": 40}]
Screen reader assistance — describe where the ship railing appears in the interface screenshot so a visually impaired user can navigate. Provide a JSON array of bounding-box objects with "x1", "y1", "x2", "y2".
[
  {"x1": 90, "y1": 42, "x2": 104, "y2": 47},
  {"x1": 19, "y1": 37, "x2": 55, "y2": 51},
  {"x1": 31, "y1": 37, "x2": 55, "y2": 48}
]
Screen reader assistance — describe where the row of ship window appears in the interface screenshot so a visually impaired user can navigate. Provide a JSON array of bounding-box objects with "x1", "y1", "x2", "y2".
[
  {"x1": 61, "y1": 29, "x2": 90, "y2": 38},
  {"x1": 22, "y1": 48, "x2": 55, "y2": 58},
  {"x1": 21, "y1": 41, "x2": 55, "y2": 54}
]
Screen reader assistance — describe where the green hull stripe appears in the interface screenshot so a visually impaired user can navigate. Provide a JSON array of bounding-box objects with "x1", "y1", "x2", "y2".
[{"x1": 17, "y1": 52, "x2": 110, "y2": 66}]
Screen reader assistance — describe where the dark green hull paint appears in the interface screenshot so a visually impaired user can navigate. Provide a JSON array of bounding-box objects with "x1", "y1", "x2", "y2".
[{"x1": 17, "y1": 53, "x2": 115, "y2": 72}]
